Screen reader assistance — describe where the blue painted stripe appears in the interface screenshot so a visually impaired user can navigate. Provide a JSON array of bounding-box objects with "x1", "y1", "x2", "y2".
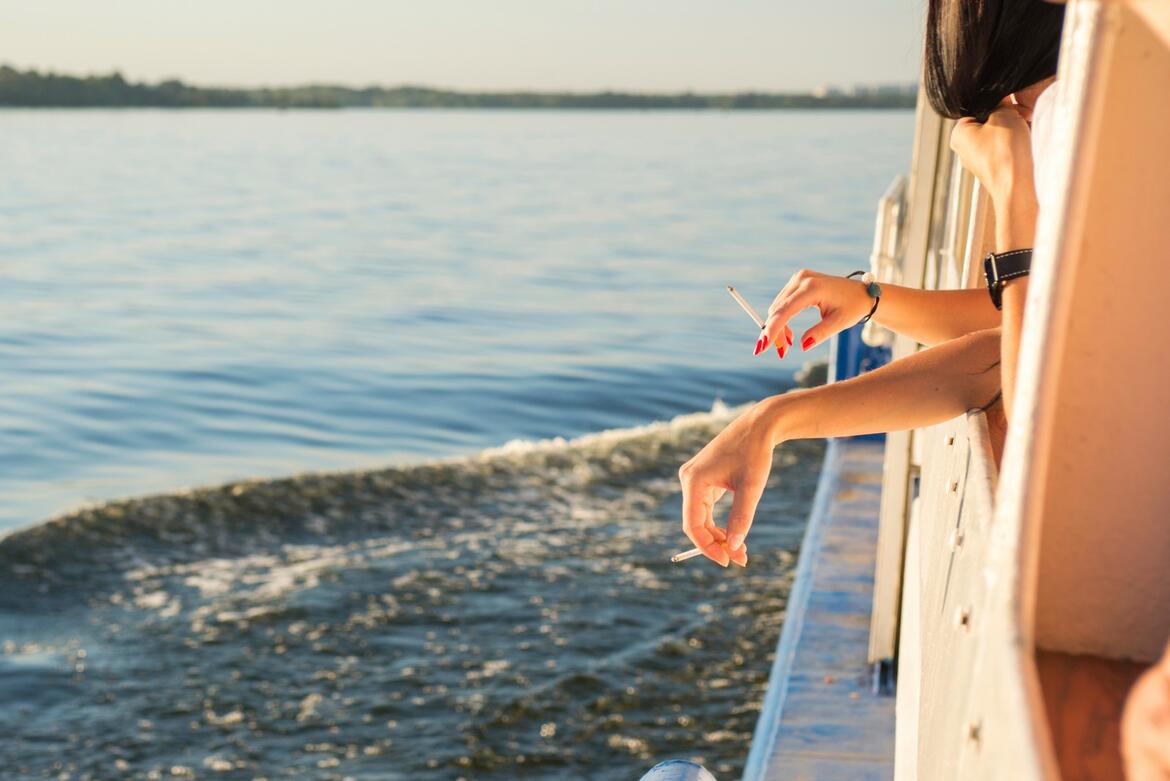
[
  {"x1": 830, "y1": 325, "x2": 892, "y2": 443},
  {"x1": 740, "y1": 438, "x2": 844, "y2": 781}
]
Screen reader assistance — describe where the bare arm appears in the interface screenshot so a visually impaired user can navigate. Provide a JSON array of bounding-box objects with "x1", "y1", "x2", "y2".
[
  {"x1": 864, "y1": 285, "x2": 999, "y2": 348},
  {"x1": 678, "y1": 328, "x2": 1002, "y2": 565},
  {"x1": 761, "y1": 327, "x2": 1001, "y2": 441},
  {"x1": 993, "y1": 188, "x2": 1037, "y2": 419},
  {"x1": 950, "y1": 105, "x2": 1041, "y2": 420},
  {"x1": 999, "y1": 279, "x2": 1027, "y2": 418},
  {"x1": 758, "y1": 270, "x2": 1000, "y2": 359}
]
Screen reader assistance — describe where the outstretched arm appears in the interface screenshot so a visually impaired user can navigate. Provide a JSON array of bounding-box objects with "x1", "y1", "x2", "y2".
[
  {"x1": 757, "y1": 270, "x2": 1000, "y2": 358},
  {"x1": 679, "y1": 328, "x2": 1002, "y2": 566}
]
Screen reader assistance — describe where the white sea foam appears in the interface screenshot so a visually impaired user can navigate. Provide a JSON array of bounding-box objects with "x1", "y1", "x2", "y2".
[{"x1": 485, "y1": 398, "x2": 742, "y2": 458}]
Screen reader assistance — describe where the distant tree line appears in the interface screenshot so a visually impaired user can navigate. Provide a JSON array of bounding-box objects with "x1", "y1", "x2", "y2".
[{"x1": 0, "y1": 65, "x2": 917, "y2": 110}]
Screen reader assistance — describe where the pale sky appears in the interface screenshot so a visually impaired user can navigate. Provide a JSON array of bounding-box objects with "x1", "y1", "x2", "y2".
[{"x1": 3, "y1": 0, "x2": 924, "y2": 92}]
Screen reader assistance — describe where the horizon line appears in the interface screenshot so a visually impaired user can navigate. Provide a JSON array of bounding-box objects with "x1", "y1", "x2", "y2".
[{"x1": 0, "y1": 63, "x2": 918, "y2": 98}]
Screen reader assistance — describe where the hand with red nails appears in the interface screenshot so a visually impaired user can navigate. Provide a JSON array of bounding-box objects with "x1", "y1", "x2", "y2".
[
  {"x1": 754, "y1": 324, "x2": 796, "y2": 359},
  {"x1": 681, "y1": 328, "x2": 1009, "y2": 566},
  {"x1": 757, "y1": 269, "x2": 877, "y2": 359},
  {"x1": 677, "y1": 402, "x2": 774, "y2": 568}
]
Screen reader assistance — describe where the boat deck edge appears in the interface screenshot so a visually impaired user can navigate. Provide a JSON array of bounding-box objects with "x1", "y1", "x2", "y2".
[{"x1": 741, "y1": 437, "x2": 895, "y2": 781}]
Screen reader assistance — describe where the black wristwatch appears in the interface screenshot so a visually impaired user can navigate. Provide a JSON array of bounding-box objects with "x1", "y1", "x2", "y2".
[{"x1": 983, "y1": 249, "x2": 1033, "y2": 310}]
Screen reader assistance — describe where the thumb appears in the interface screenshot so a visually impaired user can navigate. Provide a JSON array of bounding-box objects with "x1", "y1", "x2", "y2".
[
  {"x1": 725, "y1": 478, "x2": 765, "y2": 551},
  {"x1": 800, "y1": 312, "x2": 845, "y2": 352}
]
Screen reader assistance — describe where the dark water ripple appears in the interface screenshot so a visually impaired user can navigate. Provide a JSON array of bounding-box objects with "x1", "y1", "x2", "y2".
[{"x1": 0, "y1": 406, "x2": 824, "y2": 780}]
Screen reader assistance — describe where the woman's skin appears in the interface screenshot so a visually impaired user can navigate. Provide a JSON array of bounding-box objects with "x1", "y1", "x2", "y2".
[
  {"x1": 985, "y1": 71, "x2": 1170, "y2": 780},
  {"x1": 949, "y1": 78, "x2": 1051, "y2": 414},
  {"x1": 758, "y1": 79, "x2": 1051, "y2": 413},
  {"x1": 759, "y1": 270, "x2": 1000, "y2": 354},
  {"x1": 679, "y1": 328, "x2": 1002, "y2": 566},
  {"x1": 678, "y1": 81, "x2": 1048, "y2": 566}
]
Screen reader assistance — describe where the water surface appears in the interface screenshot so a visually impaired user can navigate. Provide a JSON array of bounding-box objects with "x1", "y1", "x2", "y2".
[
  {"x1": 0, "y1": 108, "x2": 908, "y2": 531},
  {"x1": 0, "y1": 109, "x2": 910, "y2": 779}
]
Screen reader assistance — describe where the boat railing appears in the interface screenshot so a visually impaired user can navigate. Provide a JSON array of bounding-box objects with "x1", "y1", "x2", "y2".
[
  {"x1": 643, "y1": 3, "x2": 1170, "y2": 777},
  {"x1": 860, "y1": 174, "x2": 907, "y2": 351},
  {"x1": 879, "y1": 1, "x2": 1170, "y2": 778}
]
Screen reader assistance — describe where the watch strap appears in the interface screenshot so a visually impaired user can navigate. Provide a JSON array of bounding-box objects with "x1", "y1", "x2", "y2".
[{"x1": 983, "y1": 249, "x2": 1032, "y2": 310}]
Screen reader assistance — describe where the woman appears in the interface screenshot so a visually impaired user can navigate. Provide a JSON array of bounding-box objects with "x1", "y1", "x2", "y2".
[{"x1": 679, "y1": 0, "x2": 1065, "y2": 567}]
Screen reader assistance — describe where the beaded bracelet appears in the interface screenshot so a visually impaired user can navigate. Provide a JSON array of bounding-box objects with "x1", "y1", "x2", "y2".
[{"x1": 846, "y1": 270, "x2": 881, "y2": 324}]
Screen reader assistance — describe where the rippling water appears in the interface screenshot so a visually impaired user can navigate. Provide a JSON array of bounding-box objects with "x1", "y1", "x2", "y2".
[
  {"x1": 0, "y1": 408, "x2": 824, "y2": 780},
  {"x1": 0, "y1": 109, "x2": 910, "y2": 779}
]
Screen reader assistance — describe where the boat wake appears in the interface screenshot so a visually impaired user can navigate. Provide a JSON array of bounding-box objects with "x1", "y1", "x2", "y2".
[{"x1": 0, "y1": 401, "x2": 825, "y2": 781}]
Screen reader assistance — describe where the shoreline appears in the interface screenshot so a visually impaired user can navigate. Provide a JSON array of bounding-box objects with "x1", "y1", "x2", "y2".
[{"x1": 0, "y1": 64, "x2": 917, "y2": 111}]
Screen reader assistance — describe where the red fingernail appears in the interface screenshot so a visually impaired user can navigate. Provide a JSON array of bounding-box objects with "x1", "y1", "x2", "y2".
[
  {"x1": 802, "y1": 337, "x2": 815, "y2": 351},
  {"x1": 777, "y1": 345, "x2": 785, "y2": 358},
  {"x1": 787, "y1": 333, "x2": 794, "y2": 346},
  {"x1": 760, "y1": 335, "x2": 769, "y2": 350},
  {"x1": 753, "y1": 339, "x2": 763, "y2": 356}
]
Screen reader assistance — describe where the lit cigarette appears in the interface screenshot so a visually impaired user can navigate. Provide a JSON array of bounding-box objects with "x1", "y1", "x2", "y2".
[
  {"x1": 726, "y1": 285, "x2": 766, "y2": 328},
  {"x1": 670, "y1": 547, "x2": 704, "y2": 563}
]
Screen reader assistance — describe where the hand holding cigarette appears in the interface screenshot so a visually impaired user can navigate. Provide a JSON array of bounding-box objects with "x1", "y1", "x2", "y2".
[
  {"x1": 674, "y1": 410, "x2": 770, "y2": 567},
  {"x1": 673, "y1": 527, "x2": 747, "y2": 567},
  {"x1": 670, "y1": 285, "x2": 775, "y2": 567},
  {"x1": 728, "y1": 285, "x2": 794, "y2": 359}
]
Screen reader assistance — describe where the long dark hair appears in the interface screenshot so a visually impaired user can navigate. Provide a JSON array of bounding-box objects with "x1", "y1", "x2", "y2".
[{"x1": 924, "y1": 0, "x2": 1065, "y2": 121}]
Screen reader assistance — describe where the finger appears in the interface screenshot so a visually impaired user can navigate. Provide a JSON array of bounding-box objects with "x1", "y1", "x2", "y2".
[
  {"x1": 681, "y1": 485, "x2": 716, "y2": 547},
  {"x1": 681, "y1": 482, "x2": 727, "y2": 566},
  {"x1": 776, "y1": 325, "x2": 794, "y2": 358},
  {"x1": 800, "y1": 312, "x2": 846, "y2": 352},
  {"x1": 768, "y1": 271, "x2": 809, "y2": 316},
  {"x1": 728, "y1": 543, "x2": 748, "y2": 568},
  {"x1": 704, "y1": 520, "x2": 731, "y2": 567},
  {"x1": 762, "y1": 288, "x2": 815, "y2": 356},
  {"x1": 725, "y1": 479, "x2": 765, "y2": 552},
  {"x1": 754, "y1": 330, "x2": 770, "y2": 356},
  {"x1": 709, "y1": 526, "x2": 746, "y2": 568},
  {"x1": 765, "y1": 272, "x2": 815, "y2": 356}
]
